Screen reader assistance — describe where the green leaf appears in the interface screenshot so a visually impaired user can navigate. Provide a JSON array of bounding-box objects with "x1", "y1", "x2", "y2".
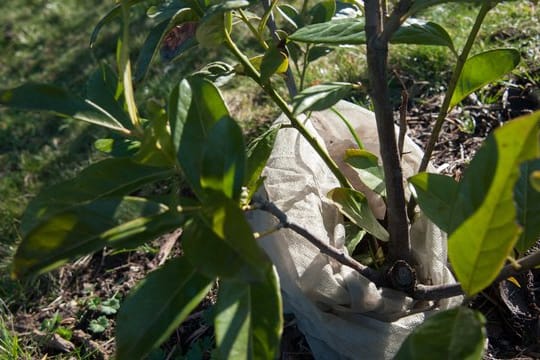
[
  {"x1": 277, "y1": 4, "x2": 302, "y2": 29},
  {"x1": 531, "y1": 171, "x2": 540, "y2": 192},
  {"x1": 450, "y1": 49, "x2": 520, "y2": 109},
  {"x1": 328, "y1": 188, "x2": 389, "y2": 241},
  {"x1": 408, "y1": 173, "x2": 459, "y2": 233},
  {"x1": 0, "y1": 84, "x2": 128, "y2": 133},
  {"x1": 135, "y1": 20, "x2": 170, "y2": 82},
  {"x1": 134, "y1": 112, "x2": 176, "y2": 167},
  {"x1": 395, "y1": 307, "x2": 486, "y2": 360},
  {"x1": 201, "y1": 193, "x2": 270, "y2": 275},
  {"x1": 514, "y1": 159, "x2": 540, "y2": 253},
  {"x1": 448, "y1": 111, "x2": 539, "y2": 295},
  {"x1": 201, "y1": 117, "x2": 246, "y2": 200},
  {"x1": 14, "y1": 197, "x2": 173, "y2": 277},
  {"x1": 90, "y1": 0, "x2": 146, "y2": 47},
  {"x1": 116, "y1": 257, "x2": 213, "y2": 360},
  {"x1": 176, "y1": 76, "x2": 230, "y2": 198},
  {"x1": 21, "y1": 158, "x2": 174, "y2": 236},
  {"x1": 289, "y1": 18, "x2": 365, "y2": 44},
  {"x1": 391, "y1": 19, "x2": 455, "y2": 51},
  {"x1": 89, "y1": 316, "x2": 109, "y2": 334},
  {"x1": 196, "y1": 7, "x2": 229, "y2": 48},
  {"x1": 137, "y1": 8, "x2": 198, "y2": 77},
  {"x1": 245, "y1": 125, "x2": 280, "y2": 198},
  {"x1": 260, "y1": 46, "x2": 289, "y2": 82},
  {"x1": 307, "y1": 46, "x2": 333, "y2": 63},
  {"x1": 183, "y1": 219, "x2": 264, "y2": 282},
  {"x1": 214, "y1": 269, "x2": 282, "y2": 359},
  {"x1": 344, "y1": 149, "x2": 386, "y2": 197},
  {"x1": 292, "y1": 82, "x2": 353, "y2": 116},
  {"x1": 86, "y1": 65, "x2": 131, "y2": 128},
  {"x1": 309, "y1": 0, "x2": 336, "y2": 24},
  {"x1": 94, "y1": 137, "x2": 141, "y2": 157},
  {"x1": 100, "y1": 297, "x2": 121, "y2": 315}
]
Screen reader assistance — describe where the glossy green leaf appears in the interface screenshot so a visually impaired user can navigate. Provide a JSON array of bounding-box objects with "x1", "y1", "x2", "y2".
[
  {"x1": 14, "y1": 197, "x2": 170, "y2": 277},
  {"x1": 289, "y1": 18, "x2": 365, "y2": 44},
  {"x1": 531, "y1": 171, "x2": 540, "y2": 192},
  {"x1": 328, "y1": 188, "x2": 389, "y2": 241},
  {"x1": 395, "y1": 307, "x2": 486, "y2": 360},
  {"x1": 309, "y1": 0, "x2": 336, "y2": 24},
  {"x1": 391, "y1": 19, "x2": 455, "y2": 51},
  {"x1": 21, "y1": 158, "x2": 174, "y2": 236},
  {"x1": 277, "y1": 4, "x2": 302, "y2": 29},
  {"x1": 90, "y1": 0, "x2": 146, "y2": 47},
  {"x1": 134, "y1": 113, "x2": 176, "y2": 167},
  {"x1": 201, "y1": 117, "x2": 245, "y2": 200},
  {"x1": 176, "y1": 76, "x2": 229, "y2": 198},
  {"x1": 86, "y1": 65, "x2": 131, "y2": 128},
  {"x1": 448, "y1": 112, "x2": 539, "y2": 295},
  {"x1": 183, "y1": 219, "x2": 264, "y2": 282},
  {"x1": 0, "y1": 84, "x2": 128, "y2": 133},
  {"x1": 292, "y1": 82, "x2": 353, "y2": 116},
  {"x1": 345, "y1": 149, "x2": 386, "y2": 196},
  {"x1": 450, "y1": 49, "x2": 520, "y2": 109},
  {"x1": 514, "y1": 159, "x2": 540, "y2": 253},
  {"x1": 116, "y1": 257, "x2": 213, "y2": 360},
  {"x1": 135, "y1": 20, "x2": 170, "y2": 82},
  {"x1": 94, "y1": 137, "x2": 141, "y2": 157},
  {"x1": 260, "y1": 46, "x2": 289, "y2": 82},
  {"x1": 196, "y1": 9, "x2": 227, "y2": 48},
  {"x1": 200, "y1": 192, "x2": 271, "y2": 276},
  {"x1": 214, "y1": 268, "x2": 282, "y2": 359},
  {"x1": 408, "y1": 173, "x2": 459, "y2": 233},
  {"x1": 245, "y1": 125, "x2": 280, "y2": 198},
  {"x1": 307, "y1": 46, "x2": 333, "y2": 63}
]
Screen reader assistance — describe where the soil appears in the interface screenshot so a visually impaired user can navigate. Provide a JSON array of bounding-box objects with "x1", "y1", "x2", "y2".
[{"x1": 6, "y1": 72, "x2": 540, "y2": 359}]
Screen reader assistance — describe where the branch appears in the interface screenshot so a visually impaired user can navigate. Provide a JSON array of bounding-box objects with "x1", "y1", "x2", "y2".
[
  {"x1": 252, "y1": 196, "x2": 385, "y2": 286},
  {"x1": 413, "y1": 251, "x2": 540, "y2": 300},
  {"x1": 365, "y1": 0, "x2": 411, "y2": 263}
]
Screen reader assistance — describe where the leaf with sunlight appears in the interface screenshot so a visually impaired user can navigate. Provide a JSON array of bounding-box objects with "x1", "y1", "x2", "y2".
[
  {"x1": 450, "y1": 48, "x2": 520, "y2": 109},
  {"x1": 448, "y1": 111, "x2": 539, "y2": 295},
  {"x1": 328, "y1": 187, "x2": 389, "y2": 241},
  {"x1": 214, "y1": 268, "x2": 282, "y2": 359}
]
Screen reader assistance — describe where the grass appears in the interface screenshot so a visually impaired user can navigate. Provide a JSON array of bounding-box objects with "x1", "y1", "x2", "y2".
[{"x1": 0, "y1": 0, "x2": 538, "y2": 358}]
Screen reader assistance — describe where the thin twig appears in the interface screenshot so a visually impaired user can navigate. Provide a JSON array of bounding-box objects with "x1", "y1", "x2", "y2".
[{"x1": 253, "y1": 196, "x2": 385, "y2": 286}]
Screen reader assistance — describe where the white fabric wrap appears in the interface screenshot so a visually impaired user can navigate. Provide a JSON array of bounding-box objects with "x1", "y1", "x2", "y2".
[{"x1": 247, "y1": 101, "x2": 462, "y2": 359}]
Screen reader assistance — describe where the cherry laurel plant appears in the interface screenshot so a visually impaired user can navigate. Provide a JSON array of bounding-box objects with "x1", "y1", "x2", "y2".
[{"x1": 1, "y1": 0, "x2": 539, "y2": 358}]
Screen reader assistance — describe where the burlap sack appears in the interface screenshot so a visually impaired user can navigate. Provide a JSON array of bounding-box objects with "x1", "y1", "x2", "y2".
[{"x1": 248, "y1": 101, "x2": 461, "y2": 359}]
